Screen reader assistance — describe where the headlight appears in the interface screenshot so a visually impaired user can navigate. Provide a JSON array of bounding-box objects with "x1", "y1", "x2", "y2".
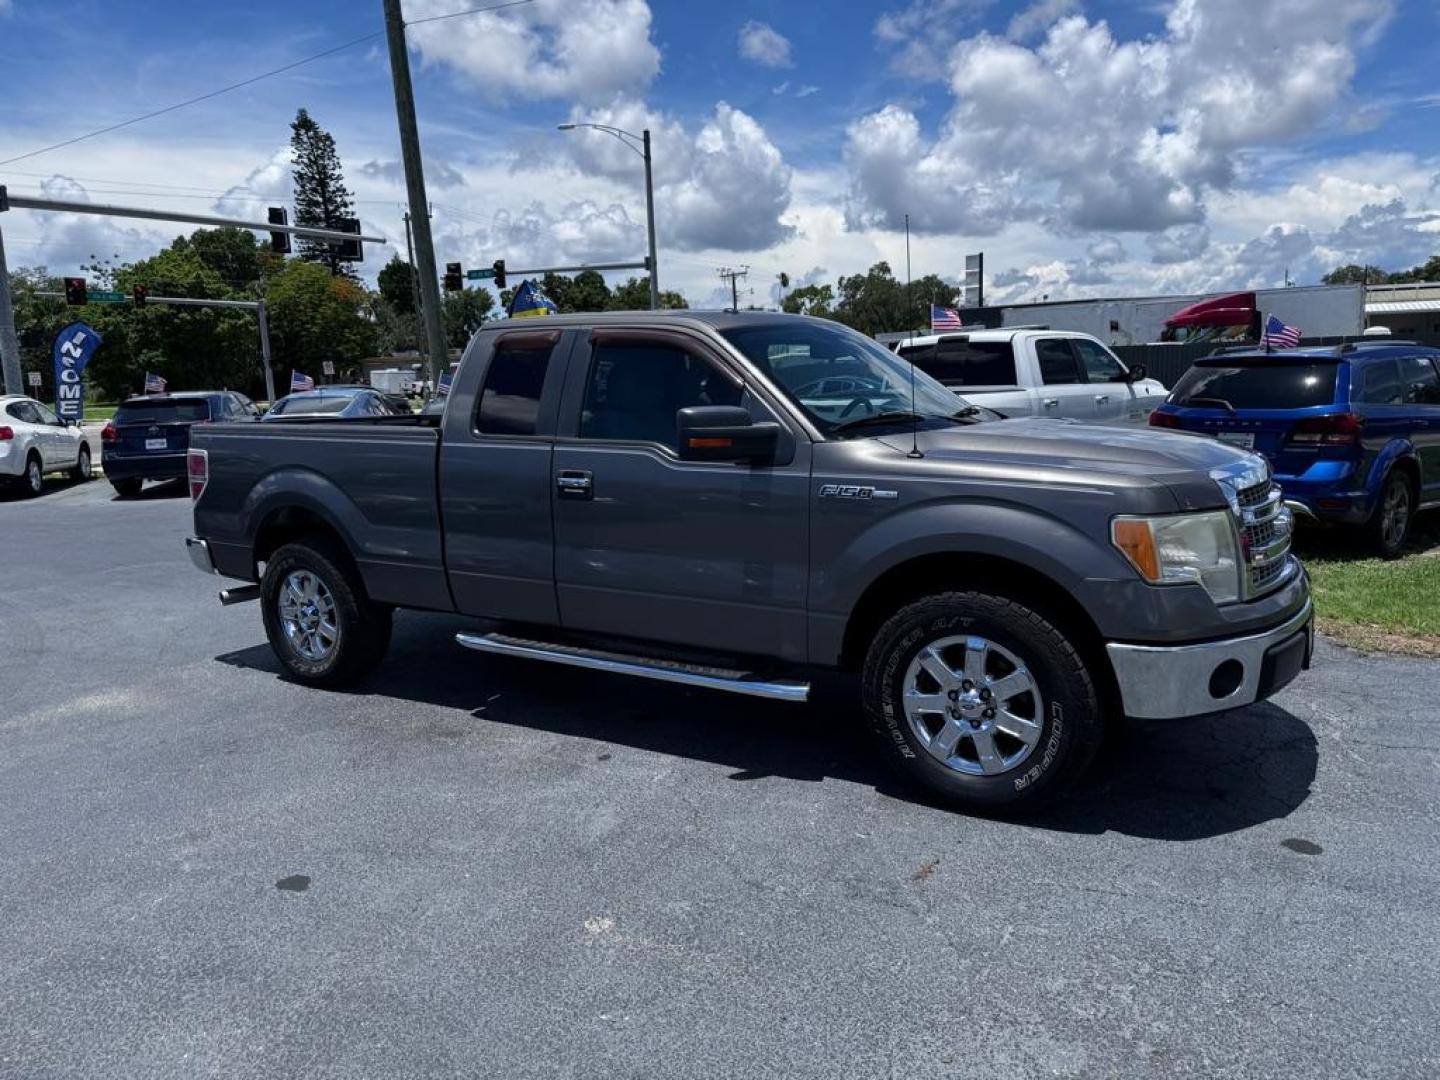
[{"x1": 1111, "y1": 511, "x2": 1242, "y2": 604}]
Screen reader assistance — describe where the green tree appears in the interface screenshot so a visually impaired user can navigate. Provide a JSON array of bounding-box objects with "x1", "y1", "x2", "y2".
[
  {"x1": 781, "y1": 283, "x2": 834, "y2": 318},
  {"x1": 831, "y1": 262, "x2": 952, "y2": 337},
  {"x1": 264, "y1": 260, "x2": 377, "y2": 376},
  {"x1": 377, "y1": 254, "x2": 417, "y2": 315},
  {"x1": 441, "y1": 287, "x2": 495, "y2": 349},
  {"x1": 607, "y1": 276, "x2": 687, "y2": 311},
  {"x1": 1394, "y1": 255, "x2": 1440, "y2": 282},
  {"x1": 1322, "y1": 264, "x2": 1390, "y2": 285},
  {"x1": 290, "y1": 108, "x2": 357, "y2": 278}
]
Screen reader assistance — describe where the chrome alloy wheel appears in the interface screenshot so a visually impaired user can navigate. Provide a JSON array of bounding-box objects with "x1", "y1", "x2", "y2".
[
  {"x1": 902, "y1": 635, "x2": 1044, "y2": 776},
  {"x1": 277, "y1": 570, "x2": 340, "y2": 662},
  {"x1": 1381, "y1": 481, "x2": 1410, "y2": 549},
  {"x1": 25, "y1": 458, "x2": 42, "y2": 494}
]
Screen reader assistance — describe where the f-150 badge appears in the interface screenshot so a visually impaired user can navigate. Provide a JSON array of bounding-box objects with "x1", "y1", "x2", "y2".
[{"x1": 819, "y1": 484, "x2": 898, "y2": 500}]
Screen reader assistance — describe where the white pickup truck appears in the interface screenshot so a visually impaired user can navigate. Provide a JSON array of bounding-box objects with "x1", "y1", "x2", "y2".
[{"x1": 895, "y1": 329, "x2": 1169, "y2": 425}]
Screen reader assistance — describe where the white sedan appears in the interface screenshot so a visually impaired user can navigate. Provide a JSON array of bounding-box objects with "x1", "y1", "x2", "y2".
[{"x1": 0, "y1": 394, "x2": 95, "y2": 496}]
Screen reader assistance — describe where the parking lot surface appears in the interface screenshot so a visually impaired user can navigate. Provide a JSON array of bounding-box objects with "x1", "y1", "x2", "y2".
[{"x1": 2, "y1": 478, "x2": 1438, "y2": 1078}]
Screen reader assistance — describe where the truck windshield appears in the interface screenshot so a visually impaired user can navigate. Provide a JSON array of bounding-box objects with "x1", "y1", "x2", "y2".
[
  {"x1": 720, "y1": 321, "x2": 972, "y2": 435},
  {"x1": 1169, "y1": 361, "x2": 1338, "y2": 410}
]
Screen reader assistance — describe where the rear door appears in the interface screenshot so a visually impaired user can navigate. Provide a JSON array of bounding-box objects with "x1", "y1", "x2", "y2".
[
  {"x1": 440, "y1": 329, "x2": 571, "y2": 623},
  {"x1": 29, "y1": 400, "x2": 79, "y2": 467},
  {"x1": 1400, "y1": 356, "x2": 1440, "y2": 503},
  {"x1": 550, "y1": 326, "x2": 811, "y2": 661},
  {"x1": 1030, "y1": 337, "x2": 1093, "y2": 419}
]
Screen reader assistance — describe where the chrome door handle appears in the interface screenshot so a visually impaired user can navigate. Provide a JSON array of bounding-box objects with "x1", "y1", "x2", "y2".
[
  {"x1": 1094, "y1": 394, "x2": 1110, "y2": 404},
  {"x1": 1042, "y1": 398, "x2": 1060, "y2": 408},
  {"x1": 556, "y1": 470, "x2": 593, "y2": 499}
]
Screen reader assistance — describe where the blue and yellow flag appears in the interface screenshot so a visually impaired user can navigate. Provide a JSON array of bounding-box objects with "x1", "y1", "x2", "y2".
[{"x1": 508, "y1": 279, "x2": 558, "y2": 319}]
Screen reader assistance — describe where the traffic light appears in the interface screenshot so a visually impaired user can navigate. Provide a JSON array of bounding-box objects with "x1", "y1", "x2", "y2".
[
  {"x1": 444, "y1": 262, "x2": 463, "y2": 292},
  {"x1": 267, "y1": 207, "x2": 291, "y2": 254},
  {"x1": 334, "y1": 217, "x2": 363, "y2": 262},
  {"x1": 132, "y1": 284, "x2": 148, "y2": 308},
  {"x1": 63, "y1": 277, "x2": 88, "y2": 306},
  {"x1": 492, "y1": 259, "x2": 506, "y2": 289}
]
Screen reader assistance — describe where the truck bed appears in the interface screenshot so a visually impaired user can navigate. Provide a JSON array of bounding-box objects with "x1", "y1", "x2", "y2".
[{"x1": 191, "y1": 418, "x2": 453, "y2": 611}]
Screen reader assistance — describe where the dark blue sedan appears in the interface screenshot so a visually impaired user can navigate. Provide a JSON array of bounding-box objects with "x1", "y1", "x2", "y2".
[
  {"x1": 262, "y1": 386, "x2": 413, "y2": 421},
  {"x1": 1150, "y1": 341, "x2": 1440, "y2": 556}
]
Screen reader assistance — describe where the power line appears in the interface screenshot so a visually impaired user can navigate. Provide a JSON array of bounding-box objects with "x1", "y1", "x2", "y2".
[{"x1": 0, "y1": 0, "x2": 535, "y2": 169}]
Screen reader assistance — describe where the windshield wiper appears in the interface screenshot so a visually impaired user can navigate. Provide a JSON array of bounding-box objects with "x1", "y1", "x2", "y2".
[
  {"x1": 1186, "y1": 396, "x2": 1236, "y2": 413},
  {"x1": 830, "y1": 411, "x2": 926, "y2": 435}
]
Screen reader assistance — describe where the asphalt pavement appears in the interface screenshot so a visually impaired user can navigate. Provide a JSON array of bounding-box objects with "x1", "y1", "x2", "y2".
[{"x1": 1, "y1": 477, "x2": 1437, "y2": 1079}]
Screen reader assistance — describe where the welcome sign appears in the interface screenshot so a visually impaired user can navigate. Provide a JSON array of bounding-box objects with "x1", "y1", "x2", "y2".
[{"x1": 52, "y1": 322, "x2": 102, "y2": 421}]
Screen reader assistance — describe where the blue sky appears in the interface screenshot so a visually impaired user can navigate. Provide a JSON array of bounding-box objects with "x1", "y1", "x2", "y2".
[{"x1": 2, "y1": 0, "x2": 1437, "y2": 308}]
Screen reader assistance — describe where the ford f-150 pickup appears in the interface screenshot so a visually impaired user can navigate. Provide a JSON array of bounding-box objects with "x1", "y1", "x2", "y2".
[{"x1": 185, "y1": 311, "x2": 1313, "y2": 812}]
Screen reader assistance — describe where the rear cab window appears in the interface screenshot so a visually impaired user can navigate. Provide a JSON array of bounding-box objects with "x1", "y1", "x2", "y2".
[
  {"x1": 115, "y1": 398, "x2": 211, "y2": 424},
  {"x1": 475, "y1": 333, "x2": 560, "y2": 436},
  {"x1": 899, "y1": 339, "x2": 1017, "y2": 386},
  {"x1": 1169, "y1": 361, "x2": 1339, "y2": 410}
]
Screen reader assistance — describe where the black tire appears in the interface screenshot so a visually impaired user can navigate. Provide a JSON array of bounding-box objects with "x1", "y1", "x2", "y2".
[
  {"x1": 110, "y1": 477, "x2": 143, "y2": 498},
  {"x1": 21, "y1": 453, "x2": 44, "y2": 498},
  {"x1": 861, "y1": 591, "x2": 1103, "y2": 813},
  {"x1": 71, "y1": 445, "x2": 92, "y2": 482},
  {"x1": 1362, "y1": 470, "x2": 1413, "y2": 560},
  {"x1": 260, "y1": 537, "x2": 393, "y2": 688}
]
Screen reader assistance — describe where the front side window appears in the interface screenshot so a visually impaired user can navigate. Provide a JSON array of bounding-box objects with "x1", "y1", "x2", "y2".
[
  {"x1": 1072, "y1": 339, "x2": 1126, "y2": 382},
  {"x1": 1400, "y1": 356, "x2": 1440, "y2": 405},
  {"x1": 476, "y1": 337, "x2": 556, "y2": 436},
  {"x1": 579, "y1": 342, "x2": 742, "y2": 451},
  {"x1": 1036, "y1": 340, "x2": 1082, "y2": 385}
]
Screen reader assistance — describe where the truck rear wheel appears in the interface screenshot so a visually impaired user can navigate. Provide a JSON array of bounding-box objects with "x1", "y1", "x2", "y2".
[
  {"x1": 260, "y1": 538, "x2": 392, "y2": 688},
  {"x1": 861, "y1": 591, "x2": 1104, "y2": 813}
]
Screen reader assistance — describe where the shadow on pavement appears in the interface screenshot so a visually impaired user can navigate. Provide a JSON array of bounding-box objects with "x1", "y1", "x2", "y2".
[
  {"x1": 0, "y1": 474, "x2": 94, "y2": 503},
  {"x1": 216, "y1": 610, "x2": 1317, "y2": 840},
  {"x1": 112, "y1": 478, "x2": 190, "y2": 501}
]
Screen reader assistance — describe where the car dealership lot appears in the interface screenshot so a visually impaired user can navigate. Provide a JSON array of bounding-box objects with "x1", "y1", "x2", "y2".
[{"x1": 2, "y1": 481, "x2": 1438, "y2": 1078}]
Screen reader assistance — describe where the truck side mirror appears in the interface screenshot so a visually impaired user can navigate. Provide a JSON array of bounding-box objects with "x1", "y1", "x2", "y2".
[{"x1": 676, "y1": 406, "x2": 780, "y2": 463}]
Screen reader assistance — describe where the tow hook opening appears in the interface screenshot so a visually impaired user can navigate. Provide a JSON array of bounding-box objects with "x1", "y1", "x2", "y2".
[{"x1": 1208, "y1": 659, "x2": 1245, "y2": 700}]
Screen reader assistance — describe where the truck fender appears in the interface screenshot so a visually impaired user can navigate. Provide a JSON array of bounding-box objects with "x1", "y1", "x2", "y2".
[{"x1": 241, "y1": 467, "x2": 367, "y2": 564}]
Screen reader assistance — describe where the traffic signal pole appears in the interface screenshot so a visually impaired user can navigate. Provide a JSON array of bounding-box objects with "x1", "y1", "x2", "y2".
[
  {"x1": 0, "y1": 222, "x2": 22, "y2": 396},
  {"x1": 384, "y1": 0, "x2": 448, "y2": 397}
]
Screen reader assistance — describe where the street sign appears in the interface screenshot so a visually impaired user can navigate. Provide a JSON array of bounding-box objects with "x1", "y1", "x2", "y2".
[
  {"x1": 465, "y1": 268, "x2": 496, "y2": 281},
  {"x1": 86, "y1": 290, "x2": 128, "y2": 304},
  {"x1": 27, "y1": 371, "x2": 41, "y2": 387},
  {"x1": 322, "y1": 361, "x2": 336, "y2": 376}
]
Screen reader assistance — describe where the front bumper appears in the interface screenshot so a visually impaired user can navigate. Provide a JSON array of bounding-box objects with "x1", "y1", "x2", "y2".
[{"x1": 1107, "y1": 599, "x2": 1313, "y2": 720}]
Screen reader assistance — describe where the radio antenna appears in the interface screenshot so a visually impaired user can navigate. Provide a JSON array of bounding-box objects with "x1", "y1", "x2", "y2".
[{"x1": 905, "y1": 213, "x2": 922, "y2": 459}]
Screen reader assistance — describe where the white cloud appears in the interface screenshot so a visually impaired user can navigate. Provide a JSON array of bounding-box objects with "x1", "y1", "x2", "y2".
[
  {"x1": 1006, "y1": 0, "x2": 1079, "y2": 40},
  {"x1": 402, "y1": 0, "x2": 660, "y2": 103},
  {"x1": 738, "y1": 21, "x2": 793, "y2": 68},
  {"x1": 213, "y1": 147, "x2": 294, "y2": 219},
  {"x1": 795, "y1": 85, "x2": 820, "y2": 98},
  {"x1": 847, "y1": 0, "x2": 1395, "y2": 238},
  {"x1": 359, "y1": 157, "x2": 467, "y2": 189}
]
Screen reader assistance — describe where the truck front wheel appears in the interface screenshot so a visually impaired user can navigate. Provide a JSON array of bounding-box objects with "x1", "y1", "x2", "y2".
[
  {"x1": 260, "y1": 539, "x2": 393, "y2": 688},
  {"x1": 861, "y1": 591, "x2": 1104, "y2": 813}
]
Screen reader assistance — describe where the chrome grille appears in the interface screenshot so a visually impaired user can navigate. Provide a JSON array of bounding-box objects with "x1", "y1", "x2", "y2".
[{"x1": 1234, "y1": 478, "x2": 1293, "y2": 598}]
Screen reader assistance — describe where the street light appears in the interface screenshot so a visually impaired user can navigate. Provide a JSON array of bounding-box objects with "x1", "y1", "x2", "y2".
[{"x1": 558, "y1": 123, "x2": 659, "y2": 311}]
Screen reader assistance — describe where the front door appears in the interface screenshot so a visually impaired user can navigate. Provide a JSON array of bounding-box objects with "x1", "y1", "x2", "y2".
[
  {"x1": 551, "y1": 328, "x2": 811, "y2": 662},
  {"x1": 1070, "y1": 337, "x2": 1140, "y2": 423}
]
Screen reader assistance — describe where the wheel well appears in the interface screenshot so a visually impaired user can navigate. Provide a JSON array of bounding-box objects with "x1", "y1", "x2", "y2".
[
  {"x1": 253, "y1": 507, "x2": 351, "y2": 573},
  {"x1": 1389, "y1": 456, "x2": 1420, "y2": 497},
  {"x1": 838, "y1": 553, "x2": 1118, "y2": 709}
]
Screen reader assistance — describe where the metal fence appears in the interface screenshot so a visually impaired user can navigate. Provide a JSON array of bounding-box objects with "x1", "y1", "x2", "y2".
[{"x1": 1114, "y1": 333, "x2": 1440, "y2": 389}]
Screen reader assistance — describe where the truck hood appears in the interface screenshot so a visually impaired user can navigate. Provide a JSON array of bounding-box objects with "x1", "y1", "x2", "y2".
[{"x1": 875, "y1": 417, "x2": 1261, "y2": 511}]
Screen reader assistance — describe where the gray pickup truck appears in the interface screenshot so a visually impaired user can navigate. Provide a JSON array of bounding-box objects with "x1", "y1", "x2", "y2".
[{"x1": 186, "y1": 311, "x2": 1312, "y2": 811}]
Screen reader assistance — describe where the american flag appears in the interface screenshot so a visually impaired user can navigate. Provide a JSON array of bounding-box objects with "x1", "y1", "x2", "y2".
[
  {"x1": 291, "y1": 370, "x2": 315, "y2": 392},
  {"x1": 1259, "y1": 314, "x2": 1302, "y2": 350},
  {"x1": 143, "y1": 371, "x2": 167, "y2": 394},
  {"x1": 931, "y1": 304, "x2": 963, "y2": 331}
]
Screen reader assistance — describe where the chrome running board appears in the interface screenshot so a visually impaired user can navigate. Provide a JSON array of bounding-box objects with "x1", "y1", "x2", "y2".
[{"x1": 455, "y1": 631, "x2": 810, "y2": 703}]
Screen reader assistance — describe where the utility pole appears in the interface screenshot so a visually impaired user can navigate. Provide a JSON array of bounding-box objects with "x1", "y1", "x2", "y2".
[
  {"x1": 718, "y1": 266, "x2": 748, "y2": 312},
  {"x1": 642, "y1": 129, "x2": 658, "y2": 310},
  {"x1": 402, "y1": 210, "x2": 424, "y2": 315},
  {"x1": 384, "y1": 0, "x2": 447, "y2": 394},
  {"x1": 0, "y1": 220, "x2": 21, "y2": 396}
]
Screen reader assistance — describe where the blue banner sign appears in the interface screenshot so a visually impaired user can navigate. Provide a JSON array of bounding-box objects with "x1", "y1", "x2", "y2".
[{"x1": 53, "y1": 322, "x2": 102, "y2": 421}]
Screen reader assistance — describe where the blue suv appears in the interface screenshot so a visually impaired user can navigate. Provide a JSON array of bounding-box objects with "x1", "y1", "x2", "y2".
[{"x1": 1150, "y1": 342, "x2": 1440, "y2": 557}]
